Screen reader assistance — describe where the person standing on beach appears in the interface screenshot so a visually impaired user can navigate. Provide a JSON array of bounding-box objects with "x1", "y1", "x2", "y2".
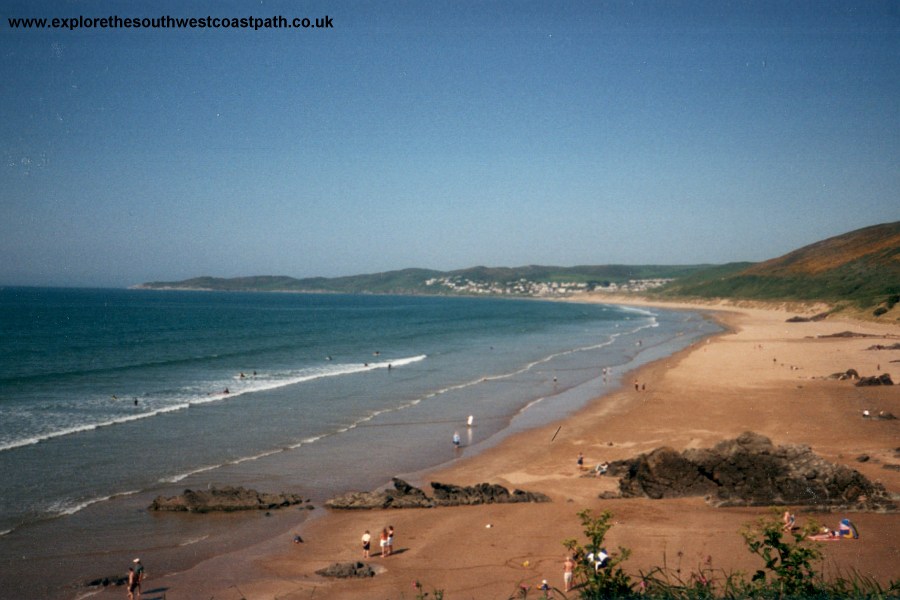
[
  {"x1": 362, "y1": 530, "x2": 371, "y2": 558},
  {"x1": 564, "y1": 554, "x2": 575, "y2": 592},
  {"x1": 379, "y1": 528, "x2": 389, "y2": 556},
  {"x1": 126, "y1": 567, "x2": 136, "y2": 600},
  {"x1": 452, "y1": 431, "x2": 461, "y2": 447},
  {"x1": 131, "y1": 558, "x2": 144, "y2": 599},
  {"x1": 387, "y1": 525, "x2": 394, "y2": 556}
]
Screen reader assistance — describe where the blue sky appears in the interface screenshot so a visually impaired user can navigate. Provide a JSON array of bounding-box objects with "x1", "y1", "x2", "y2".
[{"x1": 2, "y1": 0, "x2": 898, "y2": 287}]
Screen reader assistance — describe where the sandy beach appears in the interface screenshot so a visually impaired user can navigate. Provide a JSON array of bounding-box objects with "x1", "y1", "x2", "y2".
[{"x1": 89, "y1": 298, "x2": 899, "y2": 600}]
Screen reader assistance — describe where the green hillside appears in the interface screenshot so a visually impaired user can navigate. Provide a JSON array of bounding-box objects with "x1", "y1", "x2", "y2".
[{"x1": 657, "y1": 222, "x2": 900, "y2": 308}]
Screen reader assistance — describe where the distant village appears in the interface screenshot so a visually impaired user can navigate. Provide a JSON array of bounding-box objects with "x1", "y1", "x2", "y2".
[{"x1": 423, "y1": 276, "x2": 673, "y2": 297}]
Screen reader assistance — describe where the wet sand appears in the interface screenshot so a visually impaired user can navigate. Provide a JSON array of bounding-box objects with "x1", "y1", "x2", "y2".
[{"x1": 87, "y1": 298, "x2": 899, "y2": 599}]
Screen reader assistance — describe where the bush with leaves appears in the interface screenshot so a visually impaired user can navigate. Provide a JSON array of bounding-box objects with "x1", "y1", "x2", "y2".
[
  {"x1": 739, "y1": 513, "x2": 823, "y2": 598},
  {"x1": 562, "y1": 509, "x2": 634, "y2": 599}
]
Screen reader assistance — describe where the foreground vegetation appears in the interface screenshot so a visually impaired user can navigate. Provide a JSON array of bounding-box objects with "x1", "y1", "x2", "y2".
[
  {"x1": 414, "y1": 509, "x2": 899, "y2": 600},
  {"x1": 552, "y1": 509, "x2": 899, "y2": 600}
]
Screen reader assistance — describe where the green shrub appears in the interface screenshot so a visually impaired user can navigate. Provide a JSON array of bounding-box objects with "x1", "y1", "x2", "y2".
[
  {"x1": 563, "y1": 509, "x2": 634, "y2": 599},
  {"x1": 740, "y1": 514, "x2": 823, "y2": 597}
]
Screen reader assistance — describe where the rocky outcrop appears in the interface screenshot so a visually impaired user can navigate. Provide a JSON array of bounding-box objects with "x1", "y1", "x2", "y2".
[
  {"x1": 430, "y1": 482, "x2": 550, "y2": 505},
  {"x1": 315, "y1": 562, "x2": 376, "y2": 578},
  {"x1": 85, "y1": 575, "x2": 129, "y2": 588},
  {"x1": 325, "y1": 477, "x2": 550, "y2": 510},
  {"x1": 818, "y1": 331, "x2": 877, "y2": 338},
  {"x1": 827, "y1": 368, "x2": 860, "y2": 380},
  {"x1": 866, "y1": 342, "x2": 900, "y2": 350},
  {"x1": 149, "y1": 486, "x2": 308, "y2": 512},
  {"x1": 606, "y1": 432, "x2": 895, "y2": 510},
  {"x1": 786, "y1": 312, "x2": 830, "y2": 323},
  {"x1": 324, "y1": 478, "x2": 434, "y2": 509},
  {"x1": 856, "y1": 373, "x2": 894, "y2": 386}
]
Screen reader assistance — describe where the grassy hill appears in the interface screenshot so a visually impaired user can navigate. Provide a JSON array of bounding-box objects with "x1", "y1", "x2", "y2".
[{"x1": 657, "y1": 222, "x2": 900, "y2": 310}]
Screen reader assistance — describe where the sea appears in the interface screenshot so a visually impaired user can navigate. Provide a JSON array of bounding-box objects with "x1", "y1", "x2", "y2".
[{"x1": 0, "y1": 287, "x2": 720, "y2": 599}]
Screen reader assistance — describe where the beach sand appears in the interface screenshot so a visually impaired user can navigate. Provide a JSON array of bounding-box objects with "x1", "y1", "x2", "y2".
[{"x1": 89, "y1": 299, "x2": 899, "y2": 599}]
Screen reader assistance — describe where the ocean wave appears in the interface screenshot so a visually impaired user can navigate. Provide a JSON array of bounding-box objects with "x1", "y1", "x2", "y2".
[
  {"x1": 0, "y1": 343, "x2": 296, "y2": 385},
  {"x1": 46, "y1": 489, "x2": 140, "y2": 518},
  {"x1": 0, "y1": 489, "x2": 140, "y2": 538},
  {"x1": 0, "y1": 355, "x2": 427, "y2": 453},
  {"x1": 612, "y1": 304, "x2": 658, "y2": 318},
  {"x1": 179, "y1": 535, "x2": 209, "y2": 547}
]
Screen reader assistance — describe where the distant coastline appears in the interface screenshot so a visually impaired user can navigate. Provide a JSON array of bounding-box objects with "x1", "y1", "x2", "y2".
[
  {"x1": 131, "y1": 265, "x2": 709, "y2": 298},
  {"x1": 133, "y1": 221, "x2": 900, "y2": 318}
]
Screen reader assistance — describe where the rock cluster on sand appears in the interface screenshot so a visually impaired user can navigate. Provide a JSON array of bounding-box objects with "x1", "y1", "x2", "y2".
[
  {"x1": 856, "y1": 373, "x2": 894, "y2": 386},
  {"x1": 324, "y1": 477, "x2": 550, "y2": 509},
  {"x1": 149, "y1": 486, "x2": 309, "y2": 512},
  {"x1": 828, "y1": 368, "x2": 860, "y2": 380},
  {"x1": 315, "y1": 562, "x2": 376, "y2": 578},
  {"x1": 866, "y1": 342, "x2": 900, "y2": 350},
  {"x1": 606, "y1": 432, "x2": 895, "y2": 510},
  {"x1": 785, "y1": 312, "x2": 830, "y2": 322},
  {"x1": 85, "y1": 575, "x2": 129, "y2": 588},
  {"x1": 825, "y1": 369, "x2": 893, "y2": 385}
]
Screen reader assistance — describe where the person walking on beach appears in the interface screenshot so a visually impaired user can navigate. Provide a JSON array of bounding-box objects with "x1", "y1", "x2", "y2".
[
  {"x1": 361, "y1": 530, "x2": 371, "y2": 558},
  {"x1": 564, "y1": 554, "x2": 575, "y2": 592}
]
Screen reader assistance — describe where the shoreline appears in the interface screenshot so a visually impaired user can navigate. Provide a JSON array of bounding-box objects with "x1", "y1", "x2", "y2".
[{"x1": 85, "y1": 298, "x2": 899, "y2": 599}]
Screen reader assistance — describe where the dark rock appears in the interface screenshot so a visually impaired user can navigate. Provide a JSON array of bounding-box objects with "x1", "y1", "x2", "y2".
[
  {"x1": 614, "y1": 446, "x2": 717, "y2": 500},
  {"x1": 610, "y1": 432, "x2": 895, "y2": 510},
  {"x1": 324, "y1": 478, "x2": 434, "y2": 509},
  {"x1": 828, "y1": 369, "x2": 859, "y2": 380},
  {"x1": 856, "y1": 374, "x2": 894, "y2": 386},
  {"x1": 883, "y1": 464, "x2": 900, "y2": 472},
  {"x1": 149, "y1": 486, "x2": 306, "y2": 512},
  {"x1": 430, "y1": 482, "x2": 550, "y2": 506},
  {"x1": 866, "y1": 343, "x2": 900, "y2": 351},
  {"x1": 856, "y1": 455, "x2": 870, "y2": 463},
  {"x1": 85, "y1": 575, "x2": 128, "y2": 588},
  {"x1": 387, "y1": 477, "x2": 433, "y2": 508},
  {"x1": 325, "y1": 478, "x2": 549, "y2": 510},
  {"x1": 786, "y1": 312, "x2": 830, "y2": 323},
  {"x1": 315, "y1": 562, "x2": 375, "y2": 578},
  {"x1": 819, "y1": 331, "x2": 876, "y2": 338}
]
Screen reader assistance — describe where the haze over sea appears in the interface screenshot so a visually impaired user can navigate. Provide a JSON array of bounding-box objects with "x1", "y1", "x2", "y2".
[{"x1": 0, "y1": 287, "x2": 719, "y2": 598}]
